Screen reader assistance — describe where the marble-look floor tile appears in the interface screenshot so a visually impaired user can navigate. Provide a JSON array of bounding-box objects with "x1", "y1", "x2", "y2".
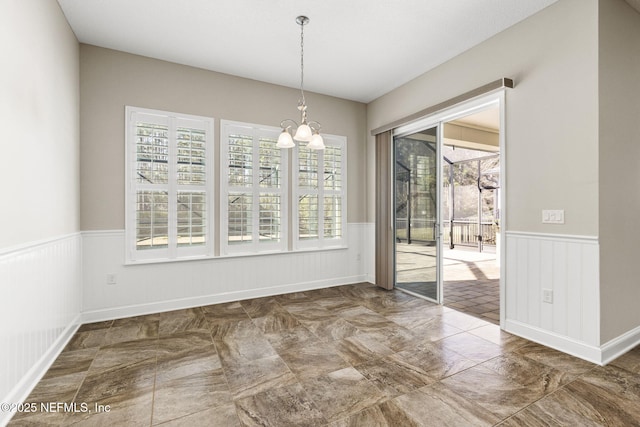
[
  {"x1": 201, "y1": 301, "x2": 250, "y2": 326},
  {"x1": 64, "y1": 387, "x2": 153, "y2": 426},
  {"x1": 75, "y1": 358, "x2": 156, "y2": 403},
  {"x1": 42, "y1": 348, "x2": 98, "y2": 379},
  {"x1": 211, "y1": 319, "x2": 277, "y2": 366},
  {"x1": 333, "y1": 334, "x2": 395, "y2": 366},
  {"x1": 279, "y1": 341, "x2": 349, "y2": 380},
  {"x1": 333, "y1": 382, "x2": 499, "y2": 427},
  {"x1": 102, "y1": 322, "x2": 159, "y2": 346},
  {"x1": 274, "y1": 291, "x2": 311, "y2": 305},
  {"x1": 251, "y1": 307, "x2": 301, "y2": 334},
  {"x1": 112, "y1": 313, "x2": 161, "y2": 326},
  {"x1": 155, "y1": 344, "x2": 222, "y2": 385},
  {"x1": 235, "y1": 382, "x2": 326, "y2": 427},
  {"x1": 89, "y1": 338, "x2": 158, "y2": 373},
  {"x1": 264, "y1": 325, "x2": 320, "y2": 355},
  {"x1": 338, "y1": 307, "x2": 398, "y2": 333},
  {"x1": 152, "y1": 369, "x2": 232, "y2": 425},
  {"x1": 63, "y1": 329, "x2": 108, "y2": 351},
  {"x1": 26, "y1": 283, "x2": 640, "y2": 427},
  {"x1": 439, "y1": 310, "x2": 492, "y2": 331},
  {"x1": 26, "y1": 371, "x2": 86, "y2": 403},
  {"x1": 301, "y1": 367, "x2": 386, "y2": 423},
  {"x1": 240, "y1": 297, "x2": 281, "y2": 318},
  {"x1": 313, "y1": 296, "x2": 361, "y2": 313},
  {"x1": 383, "y1": 305, "x2": 445, "y2": 329},
  {"x1": 337, "y1": 283, "x2": 383, "y2": 300},
  {"x1": 153, "y1": 404, "x2": 240, "y2": 427},
  {"x1": 481, "y1": 353, "x2": 572, "y2": 395},
  {"x1": 513, "y1": 342, "x2": 595, "y2": 376},
  {"x1": 285, "y1": 304, "x2": 335, "y2": 321},
  {"x1": 393, "y1": 341, "x2": 477, "y2": 380},
  {"x1": 328, "y1": 405, "x2": 398, "y2": 427},
  {"x1": 354, "y1": 353, "x2": 435, "y2": 398},
  {"x1": 7, "y1": 410, "x2": 67, "y2": 426},
  {"x1": 575, "y1": 364, "x2": 640, "y2": 421},
  {"x1": 77, "y1": 320, "x2": 113, "y2": 332},
  {"x1": 439, "y1": 332, "x2": 504, "y2": 362},
  {"x1": 408, "y1": 316, "x2": 464, "y2": 343},
  {"x1": 300, "y1": 317, "x2": 359, "y2": 342},
  {"x1": 355, "y1": 326, "x2": 419, "y2": 353},
  {"x1": 304, "y1": 286, "x2": 344, "y2": 300},
  {"x1": 610, "y1": 344, "x2": 640, "y2": 374},
  {"x1": 11, "y1": 372, "x2": 87, "y2": 423},
  {"x1": 498, "y1": 384, "x2": 613, "y2": 427},
  {"x1": 441, "y1": 364, "x2": 544, "y2": 419},
  {"x1": 467, "y1": 324, "x2": 528, "y2": 351},
  {"x1": 223, "y1": 355, "x2": 297, "y2": 399},
  {"x1": 156, "y1": 331, "x2": 214, "y2": 360},
  {"x1": 158, "y1": 308, "x2": 209, "y2": 335}
]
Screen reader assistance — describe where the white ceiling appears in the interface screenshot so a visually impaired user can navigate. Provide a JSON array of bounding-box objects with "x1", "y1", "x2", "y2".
[{"x1": 57, "y1": 0, "x2": 559, "y2": 103}]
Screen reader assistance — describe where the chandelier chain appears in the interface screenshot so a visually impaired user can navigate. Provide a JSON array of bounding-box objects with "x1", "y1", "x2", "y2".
[{"x1": 299, "y1": 20, "x2": 305, "y2": 105}]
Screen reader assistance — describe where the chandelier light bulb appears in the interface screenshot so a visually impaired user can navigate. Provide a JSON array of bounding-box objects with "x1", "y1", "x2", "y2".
[
  {"x1": 277, "y1": 130, "x2": 295, "y2": 148},
  {"x1": 294, "y1": 123, "x2": 313, "y2": 141},
  {"x1": 307, "y1": 133, "x2": 325, "y2": 150}
]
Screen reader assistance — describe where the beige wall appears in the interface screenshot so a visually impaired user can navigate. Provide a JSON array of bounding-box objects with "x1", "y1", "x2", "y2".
[
  {"x1": 598, "y1": 0, "x2": 640, "y2": 342},
  {"x1": 366, "y1": 0, "x2": 599, "y2": 236},
  {"x1": 0, "y1": 0, "x2": 80, "y2": 249},
  {"x1": 80, "y1": 45, "x2": 367, "y2": 231}
]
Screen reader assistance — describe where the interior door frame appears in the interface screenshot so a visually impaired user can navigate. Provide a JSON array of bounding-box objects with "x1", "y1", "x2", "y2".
[{"x1": 392, "y1": 90, "x2": 506, "y2": 327}]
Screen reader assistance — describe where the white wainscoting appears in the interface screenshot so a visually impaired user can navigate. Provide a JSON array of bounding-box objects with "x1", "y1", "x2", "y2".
[
  {"x1": 504, "y1": 231, "x2": 601, "y2": 363},
  {"x1": 82, "y1": 223, "x2": 373, "y2": 322},
  {"x1": 0, "y1": 233, "x2": 82, "y2": 426},
  {"x1": 363, "y1": 222, "x2": 375, "y2": 283}
]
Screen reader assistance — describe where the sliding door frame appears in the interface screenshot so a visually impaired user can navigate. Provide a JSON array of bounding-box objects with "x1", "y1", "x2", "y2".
[
  {"x1": 393, "y1": 124, "x2": 443, "y2": 304},
  {"x1": 390, "y1": 90, "x2": 507, "y2": 327}
]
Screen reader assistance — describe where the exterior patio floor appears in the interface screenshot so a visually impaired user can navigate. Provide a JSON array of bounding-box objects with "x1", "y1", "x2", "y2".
[{"x1": 396, "y1": 244, "x2": 500, "y2": 324}]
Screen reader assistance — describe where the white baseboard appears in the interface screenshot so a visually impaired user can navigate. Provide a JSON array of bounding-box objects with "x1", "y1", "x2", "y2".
[
  {"x1": 82, "y1": 275, "x2": 367, "y2": 323},
  {"x1": 601, "y1": 323, "x2": 640, "y2": 365},
  {"x1": 0, "y1": 315, "x2": 81, "y2": 427},
  {"x1": 505, "y1": 319, "x2": 603, "y2": 365}
]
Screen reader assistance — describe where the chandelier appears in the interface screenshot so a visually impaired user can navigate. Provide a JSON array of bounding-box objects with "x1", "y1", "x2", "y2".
[{"x1": 277, "y1": 16, "x2": 325, "y2": 150}]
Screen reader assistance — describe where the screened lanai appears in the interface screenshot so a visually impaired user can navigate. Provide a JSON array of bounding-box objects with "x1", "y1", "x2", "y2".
[
  {"x1": 395, "y1": 142, "x2": 501, "y2": 323},
  {"x1": 395, "y1": 145, "x2": 500, "y2": 252}
]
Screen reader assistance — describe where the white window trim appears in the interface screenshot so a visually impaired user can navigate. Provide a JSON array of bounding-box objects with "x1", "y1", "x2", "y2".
[
  {"x1": 293, "y1": 133, "x2": 348, "y2": 250},
  {"x1": 125, "y1": 106, "x2": 214, "y2": 264},
  {"x1": 220, "y1": 120, "x2": 288, "y2": 256}
]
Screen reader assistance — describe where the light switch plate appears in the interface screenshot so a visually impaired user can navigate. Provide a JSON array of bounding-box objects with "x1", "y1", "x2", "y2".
[{"x1": 542, "y1": 209, "x2": 564, "y2": 224}]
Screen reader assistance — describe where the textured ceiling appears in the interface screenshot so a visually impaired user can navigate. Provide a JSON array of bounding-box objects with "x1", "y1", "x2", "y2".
[{"x1": 57, "y1": 0, "x2": 558, "y2": 103}]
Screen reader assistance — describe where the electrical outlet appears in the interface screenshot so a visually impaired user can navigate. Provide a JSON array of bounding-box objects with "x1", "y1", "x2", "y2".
[
  {"x1": 106, "y1": 274, "x2": 117, "y2": 285},
  {"x1": 542, "y1": 288, "x2": 553, "y2": 304}
]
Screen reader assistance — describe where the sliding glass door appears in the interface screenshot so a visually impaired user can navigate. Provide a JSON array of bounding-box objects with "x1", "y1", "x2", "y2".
[{"x1": 394, "y1": 126, "x2": 441, "y2": 303}]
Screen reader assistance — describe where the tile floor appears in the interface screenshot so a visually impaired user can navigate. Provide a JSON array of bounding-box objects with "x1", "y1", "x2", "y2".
[
  {"x1": 8, "y1": 283, "x2": 640, "y2": 426},
  {"x1": 397, "y1": 244, "x2": 501, "y2": 324},
  {"x1": 442, "y1": 250, "x2": 500, "y2": 324}
]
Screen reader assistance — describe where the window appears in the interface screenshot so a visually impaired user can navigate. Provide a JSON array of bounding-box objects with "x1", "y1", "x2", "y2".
[
  {"x1": 125, "y1": 107, "x2": 213, "y2": 262},
  {"x1": 220, "y1": 120, "x2": 288, "y2": 255},
  {"x1": 294, "y1": 135, "x2": 347, "y2": 249}
]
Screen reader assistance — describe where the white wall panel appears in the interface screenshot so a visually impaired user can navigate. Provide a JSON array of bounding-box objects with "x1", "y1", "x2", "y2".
[
  {"x1": 0, "y1": 234, "x2": 82, "y2": 424},
  {"x1": 82, "y1": 224, "x2": 370, "y2": 321},
  {"x1": 362, "y1": 223, "x2": 375, "y2": 283},
  {"x1": 505, "y1": 231, "x2": 600, "y2": 362}
]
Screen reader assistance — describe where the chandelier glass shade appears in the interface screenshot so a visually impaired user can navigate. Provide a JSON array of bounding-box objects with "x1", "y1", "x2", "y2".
[{"x1": 277, "y1": 15, "x2": 325, "y2": 150}]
